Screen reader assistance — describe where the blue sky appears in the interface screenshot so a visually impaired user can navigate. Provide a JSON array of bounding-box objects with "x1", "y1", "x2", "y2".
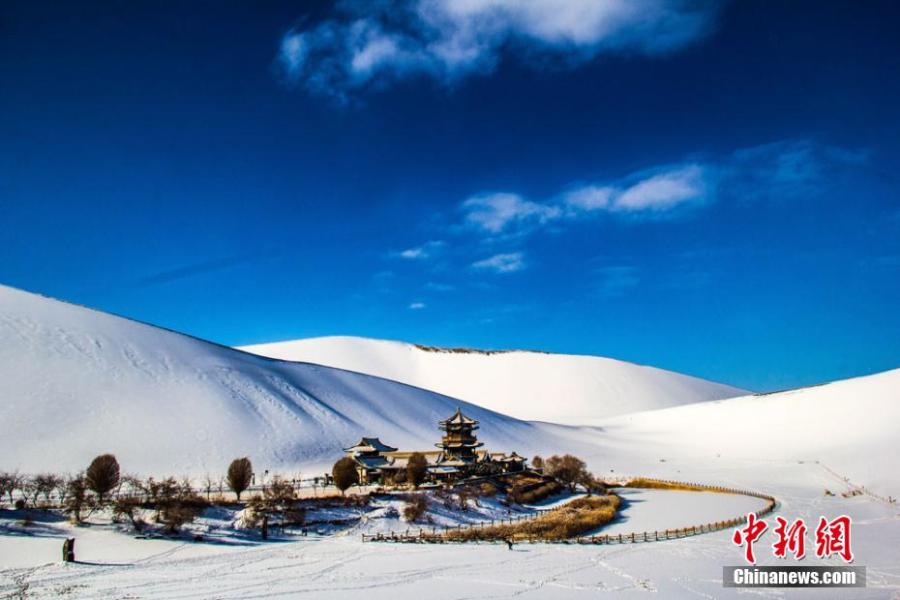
[{"x1": 1, "y1": 1, "x2": 899, "y2": 391}]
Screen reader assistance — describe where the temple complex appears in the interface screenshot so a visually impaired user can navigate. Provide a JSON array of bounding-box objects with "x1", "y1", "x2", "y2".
[{"x1": 341, "y1": 408, "x2": 526, "y2": 486}]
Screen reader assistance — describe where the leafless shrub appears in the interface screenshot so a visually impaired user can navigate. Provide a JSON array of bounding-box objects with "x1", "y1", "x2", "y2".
[
  {"x1": 151, "y1": 476, "x2": 207, "y2": 533},
  {"x1": 248, "y1": 476, "x2": 304, "y2": 532},
  {"x1": 402, "y1": 494, "x2": 428, "y2": 522},
  {"x1": 112, "y1": 495, "x2": 146, "y2": 531},
  {"x1": 63, "y1": 475, "x2": 92, "y2": 523},
  {"x1": 479, "y1": 482, "x2": 499, "y2": 497},
  {"x1": 406, "y1": 453, "x2": 428, "y2": 489}
]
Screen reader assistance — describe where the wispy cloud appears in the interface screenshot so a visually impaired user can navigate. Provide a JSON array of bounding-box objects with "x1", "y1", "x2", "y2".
[
  {"x1": 458, "y1": 139, "x2": 865, "y2": 239},
  {"x1": 396, "y1": 240, "x2": 445, "y2": 259},
  {"x1": 458, "y1": 163, "x2": 709, "y2": 238},
  {"x1": 462, "y1": 193, "x2": 560, "y2": 234},
  {"x1": 611, "y1": 164, "x2": 706, "y2": 212},
  {"x1": 277, "y1": 0, "x2": 721, "y2": 100},
  {"x1": 724, "y1": 139, "x2": 861, "y2": 201},
  {"x1": 472, "y1": 252, "x2": 526, "y2": 273},
  {"x1": 409, "y1": 301, "x2": 427, "y2": 310}
]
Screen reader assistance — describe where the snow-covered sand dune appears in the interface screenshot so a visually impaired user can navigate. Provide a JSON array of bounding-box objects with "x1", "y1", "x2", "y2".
[
  {"x1": 0, "y1": 285, "x2": 573, "y2": 475},
  {"x1": 2, "y1": 282, "x2": 898, "y2": 498},
  {"x1": 2, "y1": 283, "x2": 900, "y2": 598},
  {"x1": 590, "y1": 367, "x2": 900, "y2": 496},
  {"x1": 240, "y1": 336, "x2": 747, "y2": 424}
]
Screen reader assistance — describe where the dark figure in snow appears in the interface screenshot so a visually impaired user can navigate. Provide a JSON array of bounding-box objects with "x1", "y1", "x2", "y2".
[
  {"x1": 505, "y1": 538, "x2": 513, "y2": 551},
  {"x1": 62, "y1": 538, "x2": 75, "y2": 562}
]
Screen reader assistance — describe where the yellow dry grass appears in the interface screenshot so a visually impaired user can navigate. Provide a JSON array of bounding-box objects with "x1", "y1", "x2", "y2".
[{"x1": 439, "y1": 494, "x2": 620, "y2": 542}]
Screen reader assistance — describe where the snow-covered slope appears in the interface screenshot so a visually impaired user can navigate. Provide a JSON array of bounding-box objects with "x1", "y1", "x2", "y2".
[
  {"x1": 0, "y1": 285, "x2": 566, "y2": 475},
  {"x1": 240, "y1": 336, "x2": 747, "y2": 424},
  {"x1": 591, "y1": 367, "x2": 900, "y2": 496}
]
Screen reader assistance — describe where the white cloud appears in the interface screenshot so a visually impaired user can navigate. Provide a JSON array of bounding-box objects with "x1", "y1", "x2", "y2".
[
  {"x1": 409, "y1": 301, "x2": 427, "y2": 309},
  {"x1": 461, "y1": 164, "x2": 708, "y2": 238},
  {"x1": 472, "y1": 252, "x2": 526, "y2": 273},
  {"x1": 400, "y1": 247, "x2": 427, "y2": 259},
  {"x1": 462, "y1": 193, "x2": 560, "y2": 234},
  {"x1": 612, "y1": 164, "x2": 706, "y2": 211},
  {"x1": 277, "y1": 0, "x2": 720, "y2": 98},
  {"x1": 563, "y1": 184, "x2": 614, "y2": 211},
  {"x1": 397, "y1": 240, "x2": 445, "y2": 259}
]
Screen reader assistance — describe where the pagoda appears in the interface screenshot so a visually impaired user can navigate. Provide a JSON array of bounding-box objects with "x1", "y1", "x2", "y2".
[{"x1": 435, "y1": 407, "x2": 483, "y2": 463}]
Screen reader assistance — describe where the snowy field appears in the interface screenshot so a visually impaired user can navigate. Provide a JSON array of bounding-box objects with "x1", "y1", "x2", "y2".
[{"x1": 1, "y1": 465, "x2": 897, "y2": 599}]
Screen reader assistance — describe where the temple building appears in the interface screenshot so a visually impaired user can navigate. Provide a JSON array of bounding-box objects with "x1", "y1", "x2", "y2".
[
  {"x1": 496, "y1": 451, "x2": 526, "y2": 472},
  {"x1": 342, "y1": 437, "x2": 399, "y2": 484}
]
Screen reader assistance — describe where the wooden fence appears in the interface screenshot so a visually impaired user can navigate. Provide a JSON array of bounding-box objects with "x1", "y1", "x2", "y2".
[{"x1": 361, "y1": 477, "x2": 777, "y2": 545}]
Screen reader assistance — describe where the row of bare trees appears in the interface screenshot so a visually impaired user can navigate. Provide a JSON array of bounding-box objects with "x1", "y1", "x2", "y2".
[
  {"x1": 1, "y1": 454, "x2": 120, "y2": 513},
  {"x1": 0, "y1": 455, "x2": 258, "y2": 509}
]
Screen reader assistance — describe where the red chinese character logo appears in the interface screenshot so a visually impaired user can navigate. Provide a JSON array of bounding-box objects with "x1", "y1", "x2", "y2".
[
  {"x1": 815, "y1": 515, "x2": 853, "y2": 562},
  {"x1": 732, "y1": 513, "x2": 768, "y2": 564},
  {"x1": 772, "y1": 516, "x2": 807, "y2": 559}
]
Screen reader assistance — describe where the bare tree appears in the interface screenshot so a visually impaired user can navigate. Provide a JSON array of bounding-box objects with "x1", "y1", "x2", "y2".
[
  {"x1": 406, "y1": 453, "x2": 428, "y2": 489},
  {"x1": 33, "y1": 474, "x2": 64, "y2": 506},
  {"x1": 112, "y1": 480, "x2": 146, "y2": 532},
  {"x1": 332, "y1": 457, "x2": 359, "y2": 495},
  {"x1": 202, "y1": 473, "x2": 217, "y2": 502},
  {"x1": 21, "y1": 477, "x2": 42, "y2": 507},
  {"x1": 64, "y1": 475, "x2": 90, "y2": 523},
  {"x1": 544, "y1": 454, "x2": 589, "y2": 492},
  {"x1": 227, "y1": 458, "x2": 253, "y2": 501},
  {"x1": 54, "y1": 475, "x2": 73, "y2": 506},
  {"x1": 531, "y1": 455, "x2": 544, "y2": 472},
  {"x1": 0, "y1": 472, "x2": 22, "y2": 505},
  {"x1": 248, "y1": 476, "x2": 302, "y2": 534},
  {"x1": 85, "y1": 454, "x2": 121, "y2": 504},
  {"x1": 151, "y1": 476, "x2": 204, "y2": 533}
]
